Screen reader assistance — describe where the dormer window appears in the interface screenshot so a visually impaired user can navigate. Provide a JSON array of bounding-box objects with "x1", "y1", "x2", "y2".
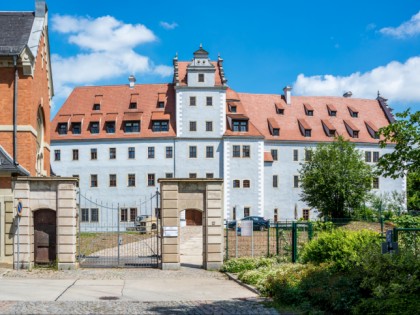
[
  {"x1": 348, "y1": 106, "x2": 359, "y2": 118},
  {"x1": 198, "y1": 73, "x2": 204, "y2": 82},
  {"x1": 268, "y1": 118, "x2": 280, "y2": 136},
  {"x1": 58, "y1": 123, "x2": 67, "y2": 135},
  {"x1": 129, "y1": 102, "x2": 137, "y2": 109},
  {"x1": 344, "y1": 120, "x2": 360, "y2": 138},
  {"x1": 365, "y1": 121, "x2": 380, "y2": 139},
  {"x1": 298, "y1": 119, "x2": 312, "y2": 137},
  {"x1": 327, "y1": 104, "x2": 337, "y2": 116},
  {"x1": 275, "y1": 102, "x2": 285, "y2": 115},
  {"x1": 321, "y1": 120, "x2": 336, "y2": 137},
  {"x1": 90, "y1": 122, "x2": 99, "y2": 134},
  {"x1": 152, "y1": 121, "x2": 169, "y2": 132},
  {"x1": 124, "y1": 121, "x2": 140, "y2": 133},
  {"x1": 304, "y1": 103, "x2": 314, "y2": 116},
  {"x1": 71, "y1": 123, "x2": 81, "y2": 134},
  {"x1": 129, "y1": 94, "x2": 138, "y2": 109},
  {"x1": 157, "y1": 93, "x2": 165, "y2": 108},
  {"x1": 157, "y1": 101, "x2": 164, "y2": 108},
  {"x1": 93, "y1": 104, "x2": 100, "y2": 111},
  {"x1": 229, "y1": 104, "x2": 237, "y2": 113},
  {"x1": 105, "y1": 121, "x2": 115, "y2": 134},
  {"x1": 233, "y1": 120, "x2": 248, "y2": 132}
]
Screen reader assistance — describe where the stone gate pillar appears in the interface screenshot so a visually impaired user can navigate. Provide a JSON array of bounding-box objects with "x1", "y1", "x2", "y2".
[{"x1": 159, "y1": 179, "x2": 224, "y2": 270}]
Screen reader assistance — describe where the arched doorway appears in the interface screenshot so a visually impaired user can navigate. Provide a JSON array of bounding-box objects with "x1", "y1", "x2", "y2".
[
  {"x1": 185, "y1": 209, "x2": 202, "y2": 226},
  {"x1": 34, "y1": 209, "x2": 56, "y2": 264}
]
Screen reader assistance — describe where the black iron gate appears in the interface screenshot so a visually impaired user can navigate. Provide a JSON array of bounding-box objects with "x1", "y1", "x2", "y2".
[{"x1": 77, "y1": 190, "x2": 161, "y2": 268}]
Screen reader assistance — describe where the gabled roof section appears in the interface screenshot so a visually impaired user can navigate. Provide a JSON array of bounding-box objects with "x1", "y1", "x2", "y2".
[
  {"x1": 344, "y1": 119, "x2": 359, "y2": 131},
  {"x1": 0, "y1": 12, "x2": 34, "y2": 55},
  {"x1": 298, "y1": 118, "x2": 311, "y2": 130},
  {"x1": 264, "y1": 152, "x2": 274, "y2": 162},
  {"x1": 0, "y1": 145, "x2": 29, "y2": 176},
  {"x1": 177, "y1": 61, "x2": 224, "y2": 86}
]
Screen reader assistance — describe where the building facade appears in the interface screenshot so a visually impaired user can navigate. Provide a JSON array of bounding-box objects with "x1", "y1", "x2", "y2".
[{"x1": 50, "y1": 46, "x2": 405, "y2": 228}]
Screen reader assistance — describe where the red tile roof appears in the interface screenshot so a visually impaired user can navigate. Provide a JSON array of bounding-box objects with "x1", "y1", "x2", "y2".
[
  {"x1": 365, "y1": 120, "x2": 378, "y2": 132},
  {"x1": 70, "y1": 114, "x2": 85, "y2": 123},
  {"x1": 151, "y1": 111, "x2": 170, "y2": 120},
  {"x1": 303, "y1": 103, "x2": 314, "y2": 111},
  {"x1": 177, "y1": 61, "x2": 223, "y2": 86},
  {"x1": 321, "y1": 119, "x2": 336, "y2": 131},
  {"x1": 344, "y1": 119, "x2": 359, "y2": 131},
  {"x1": 51, "y1": 84, "x2": 176, "y2": 140},
  {"x1": 298, "y1": 118, "x2": 311, "y2": 130},
  {"x1": 264, "y1": 152, "x2": 274, "y2": 162},
  {"x1": 267, "y1": 118, "x2": 280, "y2": 129}
]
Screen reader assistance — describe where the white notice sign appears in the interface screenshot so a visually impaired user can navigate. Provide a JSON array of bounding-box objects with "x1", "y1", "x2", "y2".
[
  {"x1": 241, "y1": 221, "x2": 253, "y2": 237},
  {"x1": 163, "y1": 226, "x2": 178, "y2": 237}
]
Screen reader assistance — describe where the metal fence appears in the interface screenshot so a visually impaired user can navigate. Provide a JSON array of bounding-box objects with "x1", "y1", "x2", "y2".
[{"x1": 224, "y1": 221, "x2": 313, "y2": 262}]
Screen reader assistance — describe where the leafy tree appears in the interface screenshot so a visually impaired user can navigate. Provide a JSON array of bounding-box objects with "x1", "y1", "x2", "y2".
[
  {"x1": 407, "y1": 170, "x2": 420, "y2": 211},
  {"x1": 377, "y1": 109, "x2": 420, "y2": 179},
  {"x1": 299, "y1": 136, "x2": 372, "y2": 218}
]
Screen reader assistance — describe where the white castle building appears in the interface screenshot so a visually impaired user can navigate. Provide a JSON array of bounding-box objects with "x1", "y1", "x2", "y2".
[{"x1": 50, "y1": 46, "x2": 405, "y2": 228}]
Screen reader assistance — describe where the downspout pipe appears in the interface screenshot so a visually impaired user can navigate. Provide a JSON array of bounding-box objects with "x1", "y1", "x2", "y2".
[{"x1": 13, "y1": 55, "x2": 18, "y2": 166}]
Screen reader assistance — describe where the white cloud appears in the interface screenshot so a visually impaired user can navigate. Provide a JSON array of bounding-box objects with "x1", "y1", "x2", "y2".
[
  {"x1": 380, "y1": 11, "x2": 420, "y2": 38},
  {"x1": 294, "y1": 56, "x2": 420, "y2": 102},
  {"x1": 50, "y1": 14, "x2": 172, "y2": 113},
  {"x1": 160, "y1": 21, "x2": 178, "y2": 30}
]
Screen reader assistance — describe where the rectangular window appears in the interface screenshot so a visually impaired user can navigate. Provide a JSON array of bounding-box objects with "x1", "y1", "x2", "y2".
[
  {"x1": 233, "y1": 145, "x2": 241, "y2": 158},
  {"x1": 243, "y1": 180, "x2": 250, "y2": 188},
  {"x1": 129, "y1": 102, "x2": 137, "y2": 109},
  {"x1": 91, "y1": 174, "x2": 98, "y2": 187},
  {"x1": 91, "y1": 208, "x2": 99, "y2": 222},
  {"x1": 73, "y1": 175, "x2": 79, "y2": 187},
  {"x1": 232, "y1": 120, "x2": 248, "y2": 132},
  {"x1": 72, "y1": 123, "x2": 81, "y2": 134},
  {"x1": 91, "y1": 148, "x2": 97, "y2": 160},
  {"x1": 271, "y1": 149, "x2": 278, "y2": 161},
  {"x1": 128, "y1": 174, "x2": 136, "y2": 187},
  {"x1": 304, "y1": 129, "x2": 311, "y2": 137},
  {"x1": 157, "y1": 101, "x2": 164, "y2": 108},
  {"x1": 54, "y1": 150, "x2": 61, "y2": 161},
  {"x1": 93, "y1": 103, "x2": 100, "y2": 111},
  {"x1": 105, "y1": 121, "x2": 115, "y2": 134},
  {"x1": 109, "y1": 174, "x2": 117, "y2": 187},
  {"x1": 190, "y1": 96, "x2": 196, "y2": 106},
  {"x1": 124, "y1": 121, "x2": 140, "y2": 133},
  {"x1": 148, "y1": 147, "x2": 155, "y2": 159},
  {"x1": 306, "y1": 110, "x2": 314, "y2": 116},
  {"x1": 189, "y1": 121, "x2": 197, "y2": 131},
  {"x1": 273, "y1": 175, "x2": 278, "y2": 188},
  {"x1": 373, "y1": 177, "x2": 379, "y2": 189},
  {"x1": 81, "y1": 208, "x2": 89, "y2": 222},
  {"x1": 293, "y1": 149, "x2": 299, "y2": 161},
  {"x1": 353, "y1": 131, "x2": 359, "y2": 138},
  {"x1": 109, "y1": 148, "x2": 116, "y2": 159},
  {"x1": 242, "y1": 145, "x2": 250, "y2": 158},
  {"x1": 232, "y1": 207, "x2": 236, "y2": 220},
  {"x1": 166, "y1": 146, "x2": 173, "y2": 158},
  {"x1": 128, "y1": 147, "x2": 135, "y2": 159},
  {"x1": 152, "y1": 120, "x2": 169, "y2": 132},
  {"x1": 58, "y1": 123, "x2": 68, "y2": 135},
  {"x1": 233, "y1": 180, "x2": 240, "y2": 188},
  {"x1": 206, "y1": 146, "x2": 214, "y2": 158},
  {"x1": 230, "y1": 105, "x2": 237, "y2": 113},
  {"x1": 365, "y1": 151, "x2": 372, "y2": 163},
  {"x1": 206, "y1": 121, "x2": 213, "y2": 132},
  {"x1": 373, "y1": 152, "x2": 380, "y2": 163},
  {"x1": 165, "y1": 173, "x2": 173, "y2": 178},
  {"x1": 294, "y1": 175, "x2": 299, "y2": 188},
  {"x1": 198, "y1": 74, "x2": 204, "y2": 82},
  {"x1": 189, "y1": 173, "x2": 197, "y2": 179},
  {"x1": 148, "y1": 174, "x2": 155, "y2": 186},
  {"x1": 189, "y1": 146, "x2": 197, "y2": 158},
  {"x1": 120, "y1": 208, "x2": 128, "y2": 222},
  {"x1": 206, "y1": 96, "x2": 213, "y2": 106},
  {"x1": 72, "y1": 149, "x2": 79, "y2": 161},
  {"x1": 90, "y1": 122, "x2": 99, "y2": 134},
  {"x1": 352, "y1": 112, "x2": 358, "y2": 118},
  {"x1": 303, "y1": 209, "x2": 310, "y2": 220},
  {"x1": 244, "y1": 207, "x2": 250, "y2": 217},
  {"x1": 273, "y1": 128, "x2": 280, "y2": 136},
  {"x1": 305, "y1": 150, "x2": 312, "y2": 162},
  {"x1": 330, "y1": 111, "x2": 337, "y2": 117},
  {"x1": 276, "y1": 108, "x2": 284, "y2": 115},
  {"x1": 130, "y1": 208, "x2": 137, "y2": 222},
  {"x1": 206, "y1": 173, "x2": 214, "y2": 179}
]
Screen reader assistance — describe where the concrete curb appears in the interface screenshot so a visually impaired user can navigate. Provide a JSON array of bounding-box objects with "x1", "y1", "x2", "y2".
[{"x1": 224, "y1": 272, "x2": 261, "y2": 295}]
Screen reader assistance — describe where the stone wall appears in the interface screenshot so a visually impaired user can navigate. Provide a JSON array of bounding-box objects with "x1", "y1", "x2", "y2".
[{"x1": 12, "y1": 177, "x2": 77, "y2": 270}]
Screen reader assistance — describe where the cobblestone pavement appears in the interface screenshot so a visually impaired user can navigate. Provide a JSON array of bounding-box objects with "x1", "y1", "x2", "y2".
[{"x1": 0, "y1": 299, "x2": 278, "y2": 314}]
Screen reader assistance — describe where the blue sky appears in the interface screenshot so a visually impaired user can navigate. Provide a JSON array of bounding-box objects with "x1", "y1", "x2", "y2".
[{"x1": 4, "y1": 0, "x2": 420, "y2": 118}]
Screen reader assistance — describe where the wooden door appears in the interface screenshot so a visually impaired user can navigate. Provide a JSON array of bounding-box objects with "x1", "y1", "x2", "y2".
[
  {"x1": 34, "y1": 209, "x2": 56, "y2": 264},
  {"x1": 185, "y1": 209, "x2": 202, "y2": 226}
]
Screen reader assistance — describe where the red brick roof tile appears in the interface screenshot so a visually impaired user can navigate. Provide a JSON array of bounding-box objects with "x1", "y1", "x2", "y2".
[{"x1": 264, "y1": 152, "x2": 274, "y2": 162}]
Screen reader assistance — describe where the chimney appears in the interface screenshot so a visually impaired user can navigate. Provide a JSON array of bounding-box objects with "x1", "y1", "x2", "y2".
[
  {"x1": 35, "y1": 0, "x2": 47, "y2": 18},
  {"x1": 128, "y1": 75, "x2": 136, "y2": 88},
  {"x1": 283, "y1": 86, "x2": 292, "y2": 105}
]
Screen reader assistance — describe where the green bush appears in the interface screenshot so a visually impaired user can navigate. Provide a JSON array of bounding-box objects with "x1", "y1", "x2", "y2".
[
  {"x1": 352, "y1": 249, "x2": 420, "y2": 314},
  {"x1": 220, "y1": 256, "x2": 278, "y2": 273},
  {"x1": 300, "y1": 229, "x2": 380, "y2": 270},
  {"x1": 238, "y1": 267, "x2": 276, "y2": 294}
]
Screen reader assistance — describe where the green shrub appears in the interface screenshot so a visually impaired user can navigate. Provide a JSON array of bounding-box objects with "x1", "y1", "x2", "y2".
[
  {"x1": 300, "y1": 229, "x2": 380, "y2": 270},
  {"x1": 238, "y1": 267, "x2": 276, "y2": 294},
  {"x1": 220, "y1": 256, "x2": 278, "y2": 273}
]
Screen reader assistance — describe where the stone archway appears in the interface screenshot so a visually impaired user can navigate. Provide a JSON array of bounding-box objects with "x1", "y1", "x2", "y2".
[{"x1": 159, "y1": 179, "x2": 223, "y2": 270}]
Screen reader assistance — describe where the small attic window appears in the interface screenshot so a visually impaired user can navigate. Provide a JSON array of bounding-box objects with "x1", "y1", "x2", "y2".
[
  {"x1": 353, "y1": 131, "x2": 359, "y2": 138},
  {"x1": 58, "y1": 123, "x2": 68, "y2": 135},
  {"x1": 327, "y1": 104, "x2": 337, "y2": 117},
  {"x1": 93, "y1": 104, "x2": 100, "y2": 111},
  {"x1": 157, "y1": 101, "x2": 164, "y2": 108},
  {"x1": 304, "y1": 103, "x2": 314, "y2": 116},
  {"x1": 198, "y1": 73, "x2": 204, "y2": 82},
  {"x1": 129, "y1": 102, "x2": 137, "y2": 109},
  {"x1": 276, "y1": 108, "x2": 284, "y2": 115},
  {"x1": 348, "y1": 106, "x2": 358, "y2": 118},
  {"x1": 305, "y1": 130, "x2": 311, "y2": 137},
  {"x1": 229, "y1": 104, "x2": 237, "y2": 113},
  {"x1": 330, "y1": 110, "x2": 337, "y2": 117},
  {"x1": 273, "y1": 128, "x2": 280, "y2": 136}
]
